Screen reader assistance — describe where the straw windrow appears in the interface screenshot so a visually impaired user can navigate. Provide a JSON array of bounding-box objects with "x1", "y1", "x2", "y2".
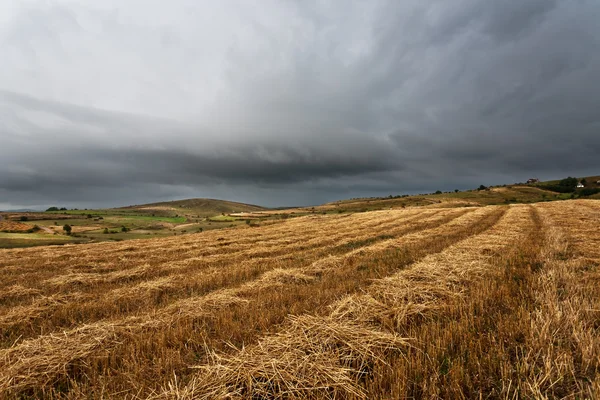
[
  {"x1": 160, "y1": 206, "x2": 530, "y2": 399},
  {"x1": 1, "y1": 201, "x2": 598, "y2": 398}
]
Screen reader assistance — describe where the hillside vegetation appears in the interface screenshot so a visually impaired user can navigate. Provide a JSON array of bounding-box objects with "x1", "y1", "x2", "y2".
[
  {"x1": 314, "y1": 175, "x2": 600, "y2": 213},
  {"x1": 0, "y1": 199, "x2": 269, "y2": 249},
  {"x1": 3, "y1": 177, "x2": 598, "y2": 249},
  {"x1": 319, "y1": 185, "x2": 557, "y2": 212},
  {"x1": 0, "y1": 200, "x2": 598, "y2": 398},
  {"x1": 121, "y1": 198, "x2": 267, "y2": 218}
]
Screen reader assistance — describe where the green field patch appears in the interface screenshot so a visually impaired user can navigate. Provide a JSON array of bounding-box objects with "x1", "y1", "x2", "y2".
[
  {"x1": 0, "y1": 232, "x2": 71, "y2": 240},
  {"x1": 46, "y1": 210, "x2": 185, "y2": 223},
  {"x1": 0, "y1": 232, "x2": 79, "y2": 249},
  {"x1": 46, "y1": 210, "x2": 108, "y2": 216}
]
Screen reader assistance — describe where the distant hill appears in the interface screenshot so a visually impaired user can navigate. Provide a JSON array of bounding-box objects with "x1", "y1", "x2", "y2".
[
  {"x1": 309, "y1": 181, "x2": 595, "y2": 213},
  {"x1": 533, "y1": 175, "x2": 600, "y2": 188},
  {"x1": 120, "y1": 198, "x2": 268, "y2": 218}
]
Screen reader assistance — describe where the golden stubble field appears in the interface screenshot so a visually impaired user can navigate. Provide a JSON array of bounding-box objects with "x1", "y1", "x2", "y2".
[{"x1": 0, "y1": 200, "x2": 598, "y2": 399}]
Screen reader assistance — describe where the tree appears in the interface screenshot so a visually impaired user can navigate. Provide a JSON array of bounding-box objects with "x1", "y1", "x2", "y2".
[
  {"x1": 559, "y1": 177, "x2": 578, "y2": 188},
  {"x1": 454, "y1": 189, "x2": 459, "y2": 193},
  {"x1": 435, "y1": 190, "x2": 442, "y2": 194},
  {"x1": 478, "y1": 185, "x2": 487, "y2": 191},
  {"x1": 63, "y1": 224, "x2": 72, "y2": 235},
  {"x1": 103, "y1": 228, "x2": 109, "y2": 234},
  {"x1": 545, "y1": 177, "x2": 578, "y2": 193},
  {"x1": 581, "y1": 178, "x2": 587, "y2": 185},
  {"x1": 20, "y1": 216, "x2": 28, "y2": 221},
  {"x1": 46, "y1": 207, "x2": 59, "y2": 212}
]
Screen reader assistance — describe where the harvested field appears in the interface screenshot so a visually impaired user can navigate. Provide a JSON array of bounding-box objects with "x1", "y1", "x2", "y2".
[
  {"x1": 0, "y1": 221, "x2": 33, "y2": 232},
  {"x1": 0, "y1": 201, "x2": 598, "y2": 398}
]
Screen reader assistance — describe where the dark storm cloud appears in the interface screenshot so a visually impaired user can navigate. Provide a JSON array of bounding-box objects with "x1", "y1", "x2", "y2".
[{"x1": 1, "y1": 0, "x2": 600, "y2": 209}]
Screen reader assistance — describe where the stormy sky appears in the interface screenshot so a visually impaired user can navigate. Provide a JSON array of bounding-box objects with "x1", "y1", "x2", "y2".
[{"x1": 1, "y1": 1, "x2": 599, "y2": 209}]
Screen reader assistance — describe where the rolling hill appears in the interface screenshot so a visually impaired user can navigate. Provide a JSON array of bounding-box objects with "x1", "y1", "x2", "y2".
[
  {"x1": 119, "y1": 198, "x2": 268, "y2": 218},
  {"x1": 312, "y1": 175, "x2": 600, "y2": 213}
]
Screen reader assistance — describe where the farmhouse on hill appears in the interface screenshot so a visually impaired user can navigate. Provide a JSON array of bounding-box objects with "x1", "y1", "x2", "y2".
[
  {"x1": 527, "y1": 178, "x2": 540, "y2": 184},
  {"x1": 577, "y1": 182, "x2": 585, "y2": 188}
]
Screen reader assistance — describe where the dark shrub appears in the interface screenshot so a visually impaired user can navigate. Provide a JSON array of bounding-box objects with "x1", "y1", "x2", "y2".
[
  {"x1": 27, "y1": 225, "x2": 41, "y2": 233},
  {"x1": 580, "y1": 187, "x2": 600, "y2": 197}
]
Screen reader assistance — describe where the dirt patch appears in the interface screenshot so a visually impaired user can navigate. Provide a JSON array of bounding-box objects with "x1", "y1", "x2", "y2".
[
  {"x1": 70, "y1": 226, "x2": 102, "y2": 233},
  {"x1": 38, "y1": 226, "x2": 54, "y2": 234},
  {"x1": 45, "y1": 225, "x2": 102, "y2": 233},
  {"x1": 229, "y1": 212, "x2": 270, "y2": 218},
  {"x1": 174, "y1": 223, "x2": 199, "y2": 230}
]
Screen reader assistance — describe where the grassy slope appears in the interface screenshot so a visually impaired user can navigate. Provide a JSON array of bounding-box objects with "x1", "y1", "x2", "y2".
[
  {"x1": 314, "y1": 174, "x2": 600, "y2": 213},
  {"x1": 121, "y1": 198, "x2": 267, "y2": 217},
  {"x1": 313, "y1": 185, "x2": 559, "y2": 213}
]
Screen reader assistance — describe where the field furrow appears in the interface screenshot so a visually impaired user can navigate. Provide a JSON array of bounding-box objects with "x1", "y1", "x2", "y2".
[
  {"x1": 537, "y1": 200, "x2": 600, "y2": 261},
  {"x1": 0, "y1": 207, "x2": 502, "y2": 397},
  {"x1": 493, "y1": 203, "x2": 600, "y2": 398},
  {"x1": 0, "y1": 209, "x2": 470, "y2": 346},
  {"x1": 360, "y1": 202, "x2": 599, "y2": 398},
  {"x1": 0, "y1": 209, "x2": 442, "y2": 290},
  {"x1": 169, "y1": 205, "x2": 530, "y2": 399},
  {"x1": 1, "y1": 200, "x2": 597, "y2": 399}
]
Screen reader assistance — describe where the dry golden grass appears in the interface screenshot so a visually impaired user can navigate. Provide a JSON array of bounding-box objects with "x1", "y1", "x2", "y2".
[
  {"x1": 168, "y1": 206, "x2": 529, "y2": 399},
  {"x1": 0, "y1": 221, "x2": 33, "y2": 232},
  {"x1": 0, "y1": 208, "x2": 464, "y2": 339},
  {"x1": 171, "y1": 315, "x2": 410, "y2": 400},
  {"x1": 0, "y1": 284, "x2": 42, "y2": 303},
  {"x1": 0, "y1": 200, "x2": 598, "y2": 398}
]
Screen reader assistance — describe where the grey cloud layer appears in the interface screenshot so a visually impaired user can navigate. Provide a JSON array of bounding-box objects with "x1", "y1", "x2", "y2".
[{"x1": 1, "y1": 0, "x2": 599, "y2": 208}]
